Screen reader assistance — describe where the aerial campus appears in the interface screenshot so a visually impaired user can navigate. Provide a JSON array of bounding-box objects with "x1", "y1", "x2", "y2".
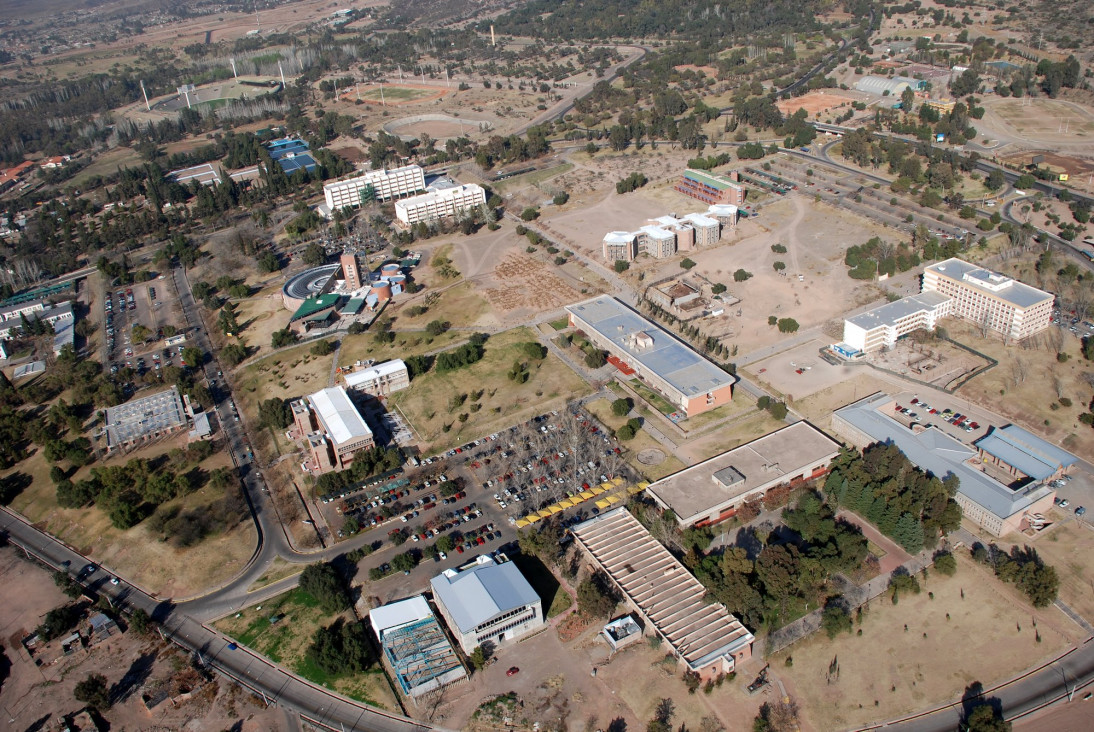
[{"x1": 2, "y1": 1, "x2": 1094, "y2": 732}]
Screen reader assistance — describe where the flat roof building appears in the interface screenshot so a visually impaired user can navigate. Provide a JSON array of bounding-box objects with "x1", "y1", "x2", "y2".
[
  {"x1": 265, "y1": 138, "x2": 318, "y2": 176},
  {"x1": 430, "y1": 555, "x2": 544, "y2": 654},
  {"x1": 395, "y1": 184, "x2": 486, "y2": 227},
  {"x1": 842, "y1": 291, "x2": 953, "y2": 354},
  {"x1": 675, "y1": 169, "x2": 746, "y2": 206},
  {"x1": 566, "y1": 296, "x2": 735, "y2": 417},
  {"x1": 922, "y1": 258, "x2": 1053, "y2": 342},
  {"x1": 324, "y1": 165, "x2": 426, "y2": 211},
  {"x1": 854, "y1": 75, "x2": 922, "y2": 96},
  {"x1": 369, "y1": 596, "x2": 468, "y2": 700},
  {"x1": 832, "y1": 393, "x2": 1055, "y2": 536},
  {"x1": 166, "y1": 163, "x2": 221, "y2": 186},
  {"x1": 292, "y1": 386, "x2": 375, "y2": 473},
  {"x1": 104, "y1": 386, "x2": 187, "y2": 452},
  {"x1": 344, "y1": 359, "x2": 410, "y2": 397},
  {"x1": 975, "y1": 424, "x2": 1078, "y2": 483},
  {"x1": 602, "y1": 231, "x2": 638, "y2": 263},
  {"x1": 572, "y1": 508, "x2": 754, "y2": 680},
  {"x1": 647, "y1": 422, "x2": 841, "y2": 528}
]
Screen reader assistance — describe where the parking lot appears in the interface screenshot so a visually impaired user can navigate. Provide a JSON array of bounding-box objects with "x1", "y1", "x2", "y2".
[{"x1": 102, "y1": 277, "x2": 188, "y2": 381}]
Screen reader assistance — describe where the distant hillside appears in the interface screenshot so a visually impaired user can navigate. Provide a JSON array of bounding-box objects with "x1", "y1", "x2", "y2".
[{"x1": 494, "y1": 0, "x2": 824, "y2": 42}]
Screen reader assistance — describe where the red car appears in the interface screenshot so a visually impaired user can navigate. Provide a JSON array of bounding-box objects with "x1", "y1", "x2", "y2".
[{"x1": 506, "y1": 667, "x2": 519, "y2": 677}]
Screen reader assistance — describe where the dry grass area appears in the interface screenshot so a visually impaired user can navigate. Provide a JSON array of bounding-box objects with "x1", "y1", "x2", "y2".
[
  {"x1": 793, "y1": 371, "x2": 894, "y2": 427},
  {"x1": 775, "y1": 91, "x2": 856, "y2": 117},
  {"x1": 1018, "y1": 519, "x2": 1094, "y2": 628},
  {"x1": 392, "y1": 280, "x2": 491, "y2": 329},
  {"x1": 988, "y1": 97, "x2": 1094, "y2": 139},
  {"x1": 337, "y1": 327, "x2": 466, "y2": 371},
  {"x1": 388, "y1": 327, "x2": 592, "y2": 454},
  {"x1": 945, "y1": 319, "x2": 1094, "y2": 459},
  {"x1": 233, "y1": 292, "x2": 293, "y2": 359},
  {"x1": 3, "y1": 439, "x2": 256, "y2": 599},
  {"x1": 70, "y1": 146, "x2": 143, "y2": 187},
  {"x1": 585, "y1": 397, "x2": 687, "y2": 480},
  {"x1": 778, "y1": 553, "x2": 1073, "y2": 731},
  {"x1": 213, "y1": 587, "x2": 398, "y2": 710},
  {"x1": 678, "y1": 409, "x2": 793, "y2": 464}
]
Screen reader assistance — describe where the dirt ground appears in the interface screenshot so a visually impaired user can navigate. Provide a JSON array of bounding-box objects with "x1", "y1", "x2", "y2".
[
  {"x1": 0, "y1": 547, "x2": 289, "y2": 732},
  {"x1": 343, "y1": 83, "x2": 451, "y2": 107},
  {"x1": 777, "y1": 552, "x2": 1075, "y2": 731},
  {"x1": 747, "y1": 339, "x2": 857, "y2": 401},
  {"x1": 437, "y1": 609, "x2": 769, "y2": 732},
  {"x1": 1010, "y1": 519, "x2": 1094, "y2": 632},
  {"x1": 3, "y1": 438, "x2": 257, "y2": 599},
  {"x1": 867, "y1": 333, "x2": 993, "y2": 390},
  {"x1": 775, "y1": 91, "x2": 856, "y2": 118},
  {"x1": 986, "y1": 97, "x2": 1094, "y2": 142}
]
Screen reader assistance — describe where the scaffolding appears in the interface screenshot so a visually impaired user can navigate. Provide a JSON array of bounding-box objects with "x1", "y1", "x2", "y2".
[{"x1": 381, "y1": 617, "x2": 466, "y2": 697}]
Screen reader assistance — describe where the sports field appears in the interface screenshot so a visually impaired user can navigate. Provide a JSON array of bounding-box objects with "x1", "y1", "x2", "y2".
[
  {"x1": 990, "y1": 98, "x2": 1094, "y2": 138},
  {"x1": 344, "y1": 83, "x2": 449, "y2": 106}
]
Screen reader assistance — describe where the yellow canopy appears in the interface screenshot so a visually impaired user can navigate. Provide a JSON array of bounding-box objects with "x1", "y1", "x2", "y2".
[
  {"x1": 595, "y1": 499, "x2": 611, "y2": 509},
  {"x1": 591, "y1": 486, "x2": 607, "y2": 495},
  {"x1": 606, "y1": 495, "x2": 621, "y2": 505},
  {"x1": 579, "y1": 491, "x2": 595, "y2": 500},
  {"x1": 629, "y1": 484, "x2": 645, "y2": 495},
  {"x1": 611, "y1": 476, "x2": 624, "y2": 486},
  {"x1": 548, "y1": 504, "x2": 564, "y2": 514},
  {"x1": 515, "y1": 519, "x2": 530, "y2": 528},
  {"x1": 637, "y1": 481, "x2": 650, "y2": 490},
  {"x1": 558, "y1": 498, "x2": 575, "y2": 508},
  {"x1": 538, "y1": 509, "x2": 553, "y2": 518},
  {"x1": 600, "y1": 482, "x2": 614, "y2": 491},
  {"x1": 523, "y1": 514, "x2": 541, "y2": 524}
]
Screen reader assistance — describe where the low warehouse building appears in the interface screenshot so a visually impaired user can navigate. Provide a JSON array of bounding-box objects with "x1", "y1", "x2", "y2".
[
  {"x1": 646, "y1": 422, "x2": 841, "y2": 528},
  {"x1": 369, "y1": 596, "x2": 468, "y2": 700},
  {"x1": 344, "y1": 359, "x2": 410, "y2": 397},
  {"x1": 291, "y1": 386, "x2": 375, "y2": 473},
  {"x1": 566, "y1": 296, "x2": 735, "y2": 417},
  {"x1": 974, "y1": 424, "x2": 1077, "y2": 483},
  {"x1": 571, "y1": 508, "x2": 754, "y2": 680},
  {"x1": 104, "y1": 386, "x2": 187, "y2": 453}
]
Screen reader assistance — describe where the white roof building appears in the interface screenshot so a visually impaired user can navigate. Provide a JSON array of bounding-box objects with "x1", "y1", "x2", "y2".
[
  {"x1": 394, "y1": 183, "x2": 486, "y2": 226},
  {"x1": 343, "y1": 359, "x2": 410, "y2": 397},
  {"x1": 308, "y1": 386, "x2": 373, "y2": 448}
]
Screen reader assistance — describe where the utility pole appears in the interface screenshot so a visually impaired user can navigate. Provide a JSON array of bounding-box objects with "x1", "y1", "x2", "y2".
[
  {"x1": 278, "y1": 60, "x2": 285, "y2": 88},
  {"x1": 140, "y1": 79, "x2": 150, "y2": 111},
  {"x1": 230, "y1": 57, "x2": 238, "y2": 80},
  {"x1": 379, "y1": 83, "x2": 385, "y2": 106}
]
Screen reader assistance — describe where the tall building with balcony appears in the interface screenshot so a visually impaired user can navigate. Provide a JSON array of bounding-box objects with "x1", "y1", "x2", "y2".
[
  {"x1": 323, "y1": 165, "x2": 426, "y2": 211},
  {"x1": 921, "y1": 259, "x2": 1053, "y2": 342}
]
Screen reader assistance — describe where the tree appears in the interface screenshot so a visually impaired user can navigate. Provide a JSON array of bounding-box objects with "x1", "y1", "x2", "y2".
[
  {"x1": 426, "y1": 319, "x2": 450, "y2": 336},
  {"x1": 302, "y1": 242, "x2": 327, "y2": 266},
  {"x1": 53, "y1": 570, "x2": 83, "y2": 599},
  {"x1": 584, "y1": 350, "x2": 606, "y2": 368},
  {"x1": 611, "y1": 398, "x2": 632, "y2": 417},
  {"x1": 821, "y1": 597, "x2": 853, "y2": 639},
  {"x1": 308, "y1": 619, "x2": 372, "y2": 675},
  {"x1": 258, "y1": 251, "x2": 281, "y2": 273},
  {"x1": 469, "y1": 645, "x2": 487, "y2": 670},
  {"x1": 985, "y1": 169, "x2": 1005, "y2": 191},
  {"x1": 74, "y1": 673, "x2": 112, "y2": 710},
  {"x1": 129, "y1": 607, "x2": 151, "y2": 635},
  {"x1": 311, "y1": 339, "x2": 335, "y2": 356},
  {"x1": 614, "y1": 259, "x2": 630, "y2": 273},
  {"x1": 965, "y1": 703, "x2": 1011, "y2": 732},
  {"x1": 520, "y1": 207, "x2": 540, "y2": 221},
  {"x1": 577, "y1": 571, "x2": 617, "y2": 618},
  {"x1": 776, "y1": 318, "x2": 799, "y2": 333},
  {"x1": 221, "y1": 343, "x2": 248, "y2": 366},
  {"x1": 299, "y1": 561, "x2": 350, "y2": 613},
  {"x1": 271, "y1": 328, "x2": 298, "y2": 348},
  {"x1": 259, "y1": 398, "x2": 292, "y2": 429},
  {"x1": 734, "y1": 269, "x2": 753, "y2": 282},
  {"x1": 773, "y1": 261, "x2": 786, "y2": 272},
  {"x1": 37, "y1": 604, "x2": 83, "y2": 641},
  {"x1": 934, "y1": 551, "x2": 957, "y2": 576}
]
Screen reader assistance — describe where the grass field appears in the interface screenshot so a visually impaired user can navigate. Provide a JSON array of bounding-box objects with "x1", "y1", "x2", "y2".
[
  {"x1": 213, "y1": 586, "x2": 398, "y2": 709},
  {"x1": 70, "y1": 147, "x2": 143, "y2": 187},
  {"x1": 1018, "y1": 518, "x2": 1094, "y2": 628},
  {"x1": 992, "y1": 98, "x2": 1094, "y2": 137},
  {"x1": 493, "y1": 163, "x2": 575, "y2": 195},
  {"x1": 389, "y1": 281, "x2": 490, "y2": 328},
  {"x1": 778, "y1": 553, "x2": 1071, "y2": 730},
  {"x1": 337, "y1": 327, "x2": 466, "y2": 370},
  {"x1": 359, "y1": 85, "x2": 439, "y2": 103},
  {"x1": 3, "y1": 440, "x2": 256, "y2": 598},
  {"x1": 388, "y1": 327, "x2": 592, "y2": 454}
]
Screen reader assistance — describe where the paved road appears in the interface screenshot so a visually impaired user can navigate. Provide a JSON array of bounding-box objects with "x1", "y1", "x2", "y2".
[{"x1": 0, "y1": 508, "x2": 436, "y2": 732}]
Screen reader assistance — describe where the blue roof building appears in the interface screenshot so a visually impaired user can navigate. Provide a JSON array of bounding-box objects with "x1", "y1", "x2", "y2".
[
  {"x1": 265, "y1": 137, "x2": 318, "y2": 175},
  {"x1": 975, "y1": 424, "x2": 1078, "y2": 482},
  {"x1": 430, "y1": 556, "x2": 543, "y2": 654}
]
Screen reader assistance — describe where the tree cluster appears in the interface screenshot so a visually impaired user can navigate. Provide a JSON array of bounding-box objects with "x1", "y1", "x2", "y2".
[{"x1": 976, "y1": 543, "x2": 1059, "y2": 608}]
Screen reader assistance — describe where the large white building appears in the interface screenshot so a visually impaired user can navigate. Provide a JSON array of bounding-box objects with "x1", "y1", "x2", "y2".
[
  {"x1": 601, "y1": 206, "x2": 731, "y2": 262},
  {"x1": 344, "y1": 359, "x2": 410, "y2": 397},
  {"x1": 430, "y1": 555, "x2": 543, "y2": 654},
  {"x1": 922, "y1": 258, "x2": 1054, "y2": 342},
  {"x1": 842, "y1": 292, "x2": 953, "y2": 354},
  {"x1": 323, "y1": 165, "x2": 426, "y2": 211},
  {"x1": 395, "y1": 183, "x2": 486, "y2": 227},
  {"x1": 291, "y1": 386, "x2": 375, "y2": 473}
]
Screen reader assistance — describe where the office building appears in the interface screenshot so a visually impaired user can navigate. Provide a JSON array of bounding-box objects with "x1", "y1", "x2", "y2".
[
  {"x1": 675, "y1": 169, "x2": 746, "y2": 206},
  {"x1": 344, "y1": 359, "x2": 410, "y2": 397},
  {"x1": 323, "y1": 165, "x2": 427, "y2": 211},
  {"x1": 394, "y1": 184, "x2": 486, "y2": 227},
  {"x1": 841, "y1": 291, "x2": 953, "y2": 354},
  {"x1": 292, "y1": 386, "x2": 375, "y2": 473}
]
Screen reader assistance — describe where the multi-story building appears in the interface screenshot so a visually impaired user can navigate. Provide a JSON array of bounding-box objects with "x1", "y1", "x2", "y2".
[
  {"x1": 566, "y1": 296, "x2": 735, "y2": 417},
  {"x1": 340, "y1": 252, "x2": 364, "y2": 291},
  {"x1": 922, "y1": 258, "x2": 1053, "y2": 342},
  {"x1": 394, "y1": 184, "x2": 486, "y2": 227},
  {"x1": 680, "y1": 211, "x2": 721, "y2": 246},
  {"x1": 323, "y1": 165, "x2": 427, "y2": 211},
  {"x1": 636, "y1": 224, "x2": 678, "y2": 259},
  {"x1": 430, "y1": 555, "x2": 544, "y2": 654},
  {"x1": 675, "y1": 169, "x2": 746, "y2": 206},
  {"x1": 344, "y1": 359, "x2": 410, "y2": 397},
  {"x1": 292, "y1": 386, "x2": 375, "y2": 474},
  {"x1": 602, "y1": 231, "x2": 638, "y2": 262},
  {"x1": 841, "y1": 291, "x2": 953, "y2": 354}
]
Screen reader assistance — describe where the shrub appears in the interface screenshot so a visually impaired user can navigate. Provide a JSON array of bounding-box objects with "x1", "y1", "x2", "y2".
[
  {"x1": 310, "y1": 340, "x2": 334, "y2": 356},
  {"x1": 520, "y1": 207, "x2": 540, "y2": 221},
  {"x1": 733, "y1": 269, "x2": 753, "y2": 282},
  {"x1": 614, "y1": 260, "x2": 630, "y2": 273},
  {"x1": 681, "y1": 258, "x2": 697, "y2": 270}
]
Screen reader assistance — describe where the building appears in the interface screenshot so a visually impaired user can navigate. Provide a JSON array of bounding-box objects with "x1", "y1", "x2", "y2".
[
  {"x1": 647, "y1": 422, "x2": 841, "y2": 528},
  {"x1": 602, "y1": 615, "x2": 643, "y2": 652},
  {"x1": 394, "y1": 184, "x2": 486, "y2": 226},
  {"x1": 974, "y1": 424, "x2": 1078, "y2": 483},
  {"x1": 369, "y1": 596, "x2": 468, "y2": 700},
  {"x1": 104, "y1": 386, "x2": 187, "y2": 453},
  {"x1": 166, "y1": 163, "x2": 221, "y2": 186},
  {"x1": 566, "y1": 296, "x2": 735, "y2": 417},
  {"x1": 675, "y1": 169, "x2": 746, "y2": 206},
  {"x1": 40, "y1": 155, "x2": 71, "y2": 169},
  {"x1": 853, "y1": 75, "x2": 923, "y2": 96},
  {"x1": 292, "y1": 386, "x2": 375, "y2": 473},
  {"x1": 571, "y1": 508, "x2": 754, "y2": 680},
  {"x1": 187, "y1": 411, "x2": 212, "y2": 443},
  {"x1": 602, "y1": 231, "x2": 638, "y2": 262},
  {"x1": 922, "y1": 258, "x2": 1053, "y2": 342},
  {"x1": 646, "y1": 279, "x2": 703, "y2": 313},
  {"x1": 704, "y1": 203, "x2": 739, "y2": 227},
  {"x1": 430, "y1": 555, "x2": 544, "y2": 654},
  {"x1": 265, "y1": 138, "x2": 318, "y2": 175},
  {"x1": 0, "y1": 300, "x2": 74, "y2": 341},
  {"x1": 841, "y1": 291, "x2": 953, "y2": 354},
  {"x1": 288, "y1": 293, "x2": 341, "y2": 333},
  {"x1": 340, "y1": 252, "x2": 364, "y2": 291},
  {"x1": 832, "y1": 393, "x2": 1056, "y2": 536},
  {"x1": 680, "y1": 211, "x2": 721, "y2": 246},
  {"x1": 923, "y1": 98, "x2": 957, "y2": 114},
  {"x1": 323, "y1": 165, "x2": 427, "y2": 211},
  {"x1": 344, "y1": 359, "x2": 410, "y2": 397}
]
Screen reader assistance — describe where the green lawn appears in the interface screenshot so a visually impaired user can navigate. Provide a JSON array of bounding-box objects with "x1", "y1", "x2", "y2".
[
  {"x1": 493, "y1": 163, "x2": 574, "y2": 194},
  {"x1": 628, "y1": 379, "x2": 677, "y2": 415},
  {"x1": 548, "y1": 317, "x2": 570, "y2": 331}
]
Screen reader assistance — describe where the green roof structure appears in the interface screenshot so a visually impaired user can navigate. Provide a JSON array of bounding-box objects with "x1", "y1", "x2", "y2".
[
  {"x1": 683, "y1": 169, "x2": 740, "y2": 191},
  {"x1": 290, "y1": 293, "x2": 341, "y2": 322}
]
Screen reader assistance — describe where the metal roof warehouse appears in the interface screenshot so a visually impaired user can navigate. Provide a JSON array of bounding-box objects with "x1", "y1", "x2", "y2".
[
  {"x1": 571, "y1": 508, "x2": 754, "y2": 678},
  {"x1": 308, "y1": 387, "x2": 373, "y2": 447}
]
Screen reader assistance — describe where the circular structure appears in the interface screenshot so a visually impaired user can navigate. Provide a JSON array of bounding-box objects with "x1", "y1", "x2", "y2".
[
  {"x1": 382, "y1": 113, "x2": 493, "y2": 141},
  {"x1": 637, "y1": 449, "x2": 666, "y2": 466},
  {"x1": 389, "y1": 274, "x2": 407, "y2": 295},
  {"x1": 282, "y1": 264, "x2": 340, "y2": 310},
  {"x1": 372, "y1": 279, "x2": 393, "y2": 302},
  {"x1": 381, "y1": 263, "x2": 401, "y2": 277},
  {"x1": 152, "y1": 79, "x2": 281, "y2": 113}
]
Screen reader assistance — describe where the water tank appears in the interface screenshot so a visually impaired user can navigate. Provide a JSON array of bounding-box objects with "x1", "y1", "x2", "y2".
[
  {"x1": 381, "y1": 263, "x2": 401, "y2": 278},
  {"x1": 371, "y1": 280, "x2": 393, "y2": 301}
]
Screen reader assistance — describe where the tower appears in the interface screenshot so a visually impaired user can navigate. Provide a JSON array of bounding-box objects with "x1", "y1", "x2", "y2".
[{"x1": 340, "y1": 252, "x2": 363, "y2": 292}]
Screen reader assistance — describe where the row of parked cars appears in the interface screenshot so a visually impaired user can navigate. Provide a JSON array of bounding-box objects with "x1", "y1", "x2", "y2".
[{"x1": 895, "y1": 397, "x2": 980, "y2": 432}]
